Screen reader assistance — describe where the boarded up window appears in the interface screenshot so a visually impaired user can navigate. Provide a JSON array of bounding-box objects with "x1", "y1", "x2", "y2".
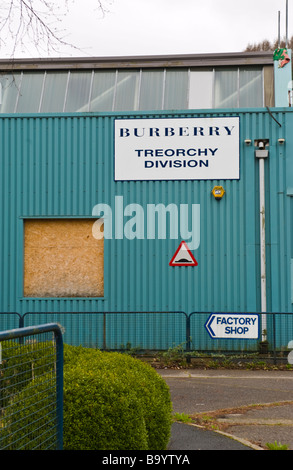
[{"x1": 24, "y1": 219, "x2": 104, "y2": 297}]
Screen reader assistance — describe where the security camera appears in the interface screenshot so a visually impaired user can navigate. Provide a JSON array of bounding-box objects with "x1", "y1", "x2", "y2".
[
  {"x1": 278, "y1": 138, "x2": 285, "y2": 144},
  {"x1": 244, "y1": 139, "x2": 251, "y2": 145}
]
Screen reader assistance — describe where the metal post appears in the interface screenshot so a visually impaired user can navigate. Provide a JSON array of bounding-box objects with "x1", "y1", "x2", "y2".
[
  {"x1": 186, "y1": 313, "x2": 191, "y2": 363},
  {"x1": 255, "y1": 141, "x2": 269, "y2": 342},
  {"x1": 286, "y1": 0, "x2": 288, "y2": 48},
  {"x1": 273, "y1": 312, "x2": 277, "y2": 365},
  {"x1": 54, "y1": 325, "x2": 64, "y2": 451},
  {"x1": 278, "y1": 10, "x2": 281, "y2": 48},
  {"x1": 259, "y1": 157, "x2": 267, "y2": 341}
]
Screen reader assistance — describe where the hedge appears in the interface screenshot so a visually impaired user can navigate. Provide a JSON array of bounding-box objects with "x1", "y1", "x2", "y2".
[
  {"x1": 1, "y1": 344, "x2": 172, "y2": 450},
  {"x1": 63, "y1": 345, "x2": 172, "y2": 450}
]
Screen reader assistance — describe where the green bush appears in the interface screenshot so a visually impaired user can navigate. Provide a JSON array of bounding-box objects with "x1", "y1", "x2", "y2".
[
  {"x1": 63, "y1": 345, "x2": 172, "y2": 450},
  {"x1": 63, "y1": 363, "x2": 148, "y2": 450},
  {"x1": 2, "y1": 344, "x2": 172, "y2": 450}
]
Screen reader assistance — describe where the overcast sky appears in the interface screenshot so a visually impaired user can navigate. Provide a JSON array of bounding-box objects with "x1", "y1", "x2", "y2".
[{"x1": 1, "y1": 0, "x2": 293, "y2": 58}]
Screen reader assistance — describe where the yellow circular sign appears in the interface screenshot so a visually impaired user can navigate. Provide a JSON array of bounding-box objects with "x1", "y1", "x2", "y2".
[{"x1": 212, "y1": 186, "x2": 225, "y2": 200}]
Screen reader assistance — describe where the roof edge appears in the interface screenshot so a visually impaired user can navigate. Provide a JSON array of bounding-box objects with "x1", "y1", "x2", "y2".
[{"x1": 0, "y1": 51, "x2": 274, "y2": 71}]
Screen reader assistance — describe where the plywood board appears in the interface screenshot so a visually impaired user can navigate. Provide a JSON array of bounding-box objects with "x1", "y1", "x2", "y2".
[{"x1": 24, "y1": 219, "x2": 104, "y2": 297}]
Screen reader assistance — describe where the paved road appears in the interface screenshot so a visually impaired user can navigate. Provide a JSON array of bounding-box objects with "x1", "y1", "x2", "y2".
[{"x1": 157, "y1": 369, "x2": 293, "y2": 450}]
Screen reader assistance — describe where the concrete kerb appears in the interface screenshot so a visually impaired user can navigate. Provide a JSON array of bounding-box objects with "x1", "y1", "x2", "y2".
[{"x1": 185, "y1": 421, "x2": 265, "y2": 450}]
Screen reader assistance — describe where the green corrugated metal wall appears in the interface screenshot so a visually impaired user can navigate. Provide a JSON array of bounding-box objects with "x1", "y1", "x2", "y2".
[{"x1": 0, "y1": 109, "x2": 292, "y2": 349}]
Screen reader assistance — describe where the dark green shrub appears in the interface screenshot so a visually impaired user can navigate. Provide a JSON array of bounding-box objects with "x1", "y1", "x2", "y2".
[
  {"x1": 63, "y1": 364, "x2": 148, "y2": 450},
  {"x1": 63, "y1": 345, "x2": 172, "y2": 450},
  {"x1": 2, "y1": 344, "x2": 172, "y2": 450}
]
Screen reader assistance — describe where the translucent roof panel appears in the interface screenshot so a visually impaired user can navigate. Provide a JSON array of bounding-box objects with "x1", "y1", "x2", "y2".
[
  {"x1": 214, "y1": 68, "x2": 264, "y2": 108},
  {"x1": 16, "y1": 73, "x2": 45, "y2": 113},
  {"x1": 239, "y1": 68, "x2": 263, "y2": 107},
  {"x1": 138, "y1": 69, "x2": 164, "y2": 110},
  {"x1": 90, "y1": 71, "x2": 116, "y2": 112},
  {"x1": 0, "y1": 66, "x2": 264, "y2": 114},
  {"x1": 0, "y1": 73, "x2": 22, "y2": 113},
  {"x1": 164, "y1": 69, "x2": 189, "y2": 110},
  {"x1": 64, "y1": 72, "x2": 92, "y2": 112},
  {"x1": 214, "y1": 69, "x2": 239, "y2": 108},
  {"x1": 114, "y1": 71, "x2": 140, "y2": 111},
  {"x1": 189, "y1": 71, "x2": 213, "y2": 109},
  {"x1": 40, "y1": 72, "x2": 68, "y2": 112}
]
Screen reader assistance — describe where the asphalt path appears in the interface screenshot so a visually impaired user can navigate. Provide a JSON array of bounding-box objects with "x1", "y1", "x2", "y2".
[
  {"x1": 160, "y1": 369, "x2": 293, "y2": 413},
  {"x1": 157, "y1": 369, "x2": 293, "y2": 450}
]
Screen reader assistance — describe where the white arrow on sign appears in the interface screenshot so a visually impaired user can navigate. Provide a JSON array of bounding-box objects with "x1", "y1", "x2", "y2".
[{"x1": 205, "y1": 313, "x2": 259, "y2": 340}]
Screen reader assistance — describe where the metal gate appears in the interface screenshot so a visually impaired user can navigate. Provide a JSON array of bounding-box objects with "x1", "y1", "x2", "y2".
[{"x1": 0, "y1": 323, "x2": 63, "y2": 450}]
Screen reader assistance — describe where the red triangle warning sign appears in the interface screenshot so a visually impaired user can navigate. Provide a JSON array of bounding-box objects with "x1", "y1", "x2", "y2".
[{"x1": 169, "y1": 241, "x2": 198, "y2": 266}]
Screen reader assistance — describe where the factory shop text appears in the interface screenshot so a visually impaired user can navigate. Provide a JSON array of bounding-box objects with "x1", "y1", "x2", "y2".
[{"x1": 217, "y1": 315, "x2": 258, "y2": 336}]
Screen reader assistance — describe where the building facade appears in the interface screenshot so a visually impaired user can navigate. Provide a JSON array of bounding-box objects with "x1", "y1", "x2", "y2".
[{"x1": 0, "y1": 52, "x2": 292, "y2": 351}]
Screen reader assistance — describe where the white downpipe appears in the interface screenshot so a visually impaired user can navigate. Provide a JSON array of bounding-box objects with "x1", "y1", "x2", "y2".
[{"x1": 259, "y1": 157, "x2": 267, "y2": 341}]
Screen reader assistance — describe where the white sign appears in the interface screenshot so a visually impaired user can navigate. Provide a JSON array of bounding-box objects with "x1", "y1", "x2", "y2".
[
  {"x1": 114, "y1": 117, "x2": 240, "y2": 181},
  {"x1": 169, "y1": 241, "x2": 198, "y2": 266},
  {"x1": 205, "y1": 313, "x2": 259, "y2": 340}
]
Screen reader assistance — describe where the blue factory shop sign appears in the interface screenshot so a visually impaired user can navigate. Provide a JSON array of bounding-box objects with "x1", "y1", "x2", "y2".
[{"x1": 205, "y1": 313, "x2": 260, "y2": 339}]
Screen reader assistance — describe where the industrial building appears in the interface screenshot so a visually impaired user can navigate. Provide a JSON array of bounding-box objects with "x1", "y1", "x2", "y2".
[{"x1": 0, "y1": 51, "x2": 292, "y2": 352}]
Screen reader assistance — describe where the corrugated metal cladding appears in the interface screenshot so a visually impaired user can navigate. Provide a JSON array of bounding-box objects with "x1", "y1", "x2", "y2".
[{"x1": 0, "y1": 109, "x2": 292, "y2": 349}]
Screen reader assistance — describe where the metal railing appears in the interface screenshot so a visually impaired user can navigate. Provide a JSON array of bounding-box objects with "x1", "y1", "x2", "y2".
[
  {"x1": 0, "y1": 323, "x2": 63, "y2": 450},
  {"x1": 1, "y1": 311, "x2": 292, "y2": 357}
]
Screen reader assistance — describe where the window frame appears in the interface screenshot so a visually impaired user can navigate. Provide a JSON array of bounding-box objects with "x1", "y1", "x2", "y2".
[
  {"x1": 19, "y1": 216, "x2": 106, "y2": 301},
  {"x1": 0, "y1": 66, "x2": 265, "y2": 114}
]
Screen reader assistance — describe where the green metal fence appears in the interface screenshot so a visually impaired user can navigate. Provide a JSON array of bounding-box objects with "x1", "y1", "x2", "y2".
[
  {"x1": 0, "y1": 323, "x2": 63, "y2": 450},
  {"x1": 1, "y1": 311, "x2": 293, "y2": 356}
]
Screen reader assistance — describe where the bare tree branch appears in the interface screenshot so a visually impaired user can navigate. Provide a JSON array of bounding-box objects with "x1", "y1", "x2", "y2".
[{"x1": 0, "y1": 0, "x2": 113, "y2": 56}]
